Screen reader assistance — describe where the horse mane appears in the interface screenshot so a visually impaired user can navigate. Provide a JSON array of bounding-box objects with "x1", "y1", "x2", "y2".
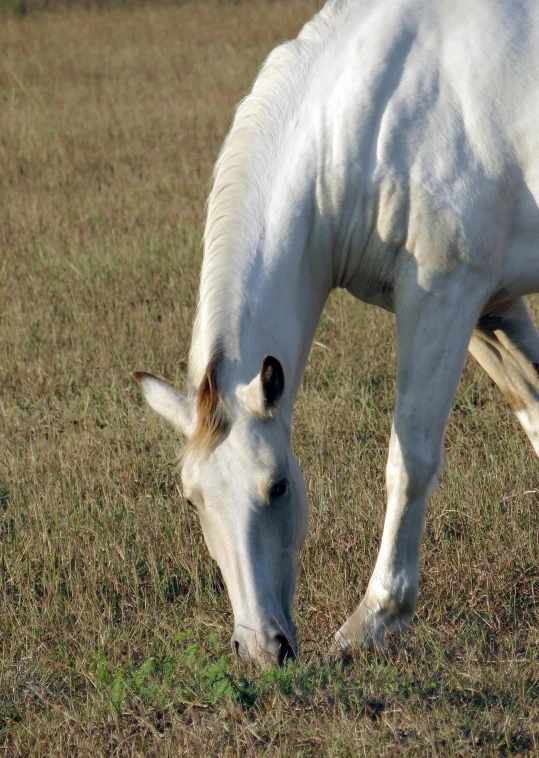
[{"x1": 187, "y1": 0, "x2": 350, "y2": 391}]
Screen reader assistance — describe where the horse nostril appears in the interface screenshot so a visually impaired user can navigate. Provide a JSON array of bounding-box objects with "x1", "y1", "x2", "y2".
[
  {"x1": 275, "y1": 634, "x2": 295, "y2": 666},
  {"x1": 233, "y1": 639, "x2": 241, "y2": 658}
]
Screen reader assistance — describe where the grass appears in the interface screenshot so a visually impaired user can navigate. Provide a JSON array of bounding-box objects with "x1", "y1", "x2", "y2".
[{"x1": 1, "y1": 1, "x2": 538, "y2": 754}]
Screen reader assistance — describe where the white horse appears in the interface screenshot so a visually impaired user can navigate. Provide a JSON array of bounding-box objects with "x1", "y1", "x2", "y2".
[{"x1": 135, "y1": 0, "x2": 539, "y2": 667}]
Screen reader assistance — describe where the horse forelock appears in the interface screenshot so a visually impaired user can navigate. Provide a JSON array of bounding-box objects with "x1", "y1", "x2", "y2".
[{"x1": 187, "y1": 346, "x2": 229, "y2": 456}]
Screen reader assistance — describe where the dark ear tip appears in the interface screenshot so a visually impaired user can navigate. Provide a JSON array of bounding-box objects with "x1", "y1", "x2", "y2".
[
  {"x1": 132, "y1": 371, "x2": 154, "y2": 385},
  {"x1": 261, "y1": 354, "x2": 284, "y2": 378}
]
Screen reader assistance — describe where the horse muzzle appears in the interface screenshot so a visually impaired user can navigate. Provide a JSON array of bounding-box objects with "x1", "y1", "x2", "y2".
[{"x1": 231, "y1": 624, "x2": 296, "y2": 667}]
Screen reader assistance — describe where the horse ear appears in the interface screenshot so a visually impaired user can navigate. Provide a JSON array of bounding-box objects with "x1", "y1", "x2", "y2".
[
  {"x1": 239, "y1": 356, "x2": 285, "y2": 417},
  {"x1": 133, "y1": 372, "x2": 196, "y2": 437},
  {"x1": 260, "y1": 355, "x2": 284, "y2": 407}
]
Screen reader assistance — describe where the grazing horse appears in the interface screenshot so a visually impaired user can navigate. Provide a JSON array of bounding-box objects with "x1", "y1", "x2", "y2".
[{"x1": 134, "y1": 0, "x2": 539, "y2": 667}]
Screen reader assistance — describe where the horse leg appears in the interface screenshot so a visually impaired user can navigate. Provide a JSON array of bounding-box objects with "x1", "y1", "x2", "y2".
[
  {"x1": 469, "y1": 297, "x2": 539, "y2": 456},
  {"x1": 332, "y1": 269, "x2": 485, "y2": 654}
]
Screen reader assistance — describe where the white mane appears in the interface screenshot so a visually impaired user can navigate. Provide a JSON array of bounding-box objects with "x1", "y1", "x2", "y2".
[{"x1": 187, "y1": 0, "x2": 355, "y2": 390}]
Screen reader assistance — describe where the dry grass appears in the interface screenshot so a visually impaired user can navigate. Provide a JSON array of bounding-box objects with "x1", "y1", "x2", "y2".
[{"x1": 1, "y1": 2, "x2": 538, "y2": 755}]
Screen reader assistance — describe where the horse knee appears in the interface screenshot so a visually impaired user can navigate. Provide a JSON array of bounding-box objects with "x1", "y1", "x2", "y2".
[{"x1": 386, "y1": 447, "x2": 442, "y2": 499}]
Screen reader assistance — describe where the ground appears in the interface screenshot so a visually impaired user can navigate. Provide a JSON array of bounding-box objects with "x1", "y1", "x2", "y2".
[{"x1": 1, "y1": 1, "x2": 538, "y2": 755}]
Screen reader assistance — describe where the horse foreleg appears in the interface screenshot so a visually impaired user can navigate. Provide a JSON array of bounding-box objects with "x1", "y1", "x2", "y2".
[
  {"x1": 469, "y1": 297, "x2": 539, "y2": 457},
  {"x1": 332, "y1": 269, "x2": 485, "y2": 655}
]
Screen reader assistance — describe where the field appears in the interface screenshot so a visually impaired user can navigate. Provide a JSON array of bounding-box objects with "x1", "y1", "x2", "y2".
[{"x1": 1, "y1": 1, "x2": 539, "y2": 754}]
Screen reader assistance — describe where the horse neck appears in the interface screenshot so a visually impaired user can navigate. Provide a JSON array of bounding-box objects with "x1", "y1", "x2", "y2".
[{"x1": 188, "y1": 7, "x2": 369, "y2": 408}]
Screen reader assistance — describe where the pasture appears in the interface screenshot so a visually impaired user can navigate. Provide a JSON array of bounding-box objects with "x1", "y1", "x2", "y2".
[{"x1": 1, "y1": 0, "x2": 539, "y2": 754}]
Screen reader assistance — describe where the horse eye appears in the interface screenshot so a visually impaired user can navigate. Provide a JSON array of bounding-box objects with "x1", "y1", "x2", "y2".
[
  {"x1": 269, "y1": 480, "x2": 288, "y2": 500},
  {"x1": 186, "y1": 498, "x2": 196, "y2": 509}
]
